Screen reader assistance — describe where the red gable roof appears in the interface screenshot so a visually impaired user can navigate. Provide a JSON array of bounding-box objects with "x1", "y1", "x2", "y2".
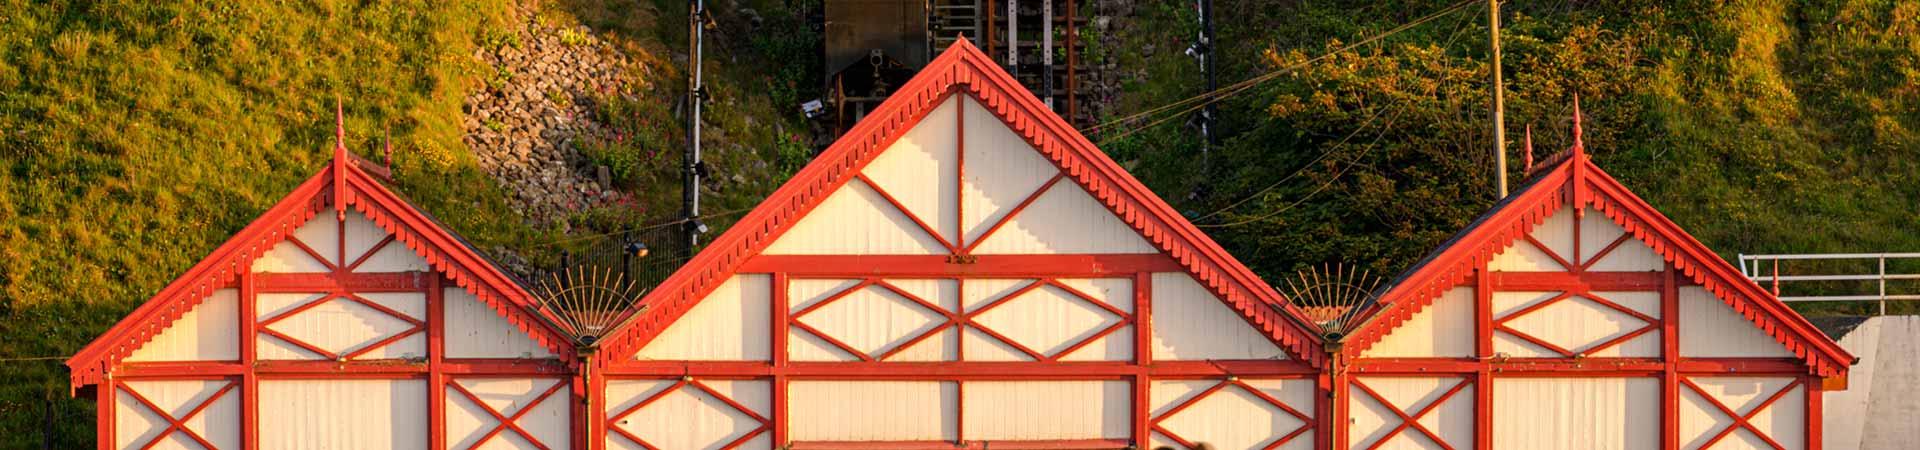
[
  {"x1": 66, "y1": 114, "x2": 573, "y2": 388},
  {"x1": 595, "y1": 39, "x2": 1327, "y2": 367},
  {"x1": 1342, "y1": 132, "x2": 1855, "y2": 377}
]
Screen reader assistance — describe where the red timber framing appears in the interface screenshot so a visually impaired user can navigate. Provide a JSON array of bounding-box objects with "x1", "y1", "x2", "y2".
[
  {"x1": 67, "y1": 110, "x2": 579, "y2": 449},
  {"x1": 1336, "y1": 116, "x2": 1853, "y2": 450},
  {"x1": 592, "y1": 39, "x2": 1325, "y2": 450}
]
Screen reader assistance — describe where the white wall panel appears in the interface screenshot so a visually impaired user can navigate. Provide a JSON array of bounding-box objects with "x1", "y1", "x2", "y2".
[
  {"x1": 1493, "y1": 377, "x2": 1658, "y2": 450},
  {"x1": 640, "y1": 274, "x2": 771, "y2": 361},
  {"x1": 1679, "y1": 377, "x2": 1804, "y2": 450},
  {"x1": 445, "y1": 287, "x2": 555, "y2": 359},
  {"x1": 961, "y1": 381, "x2": 1130, "y2": 440},
  {"x1": 960, "y1": 96, "x2": 1060, "y2": 245},
  {"x1": 968, "y1": 280, "x2": 1131, "y2": 361},
  {"x1": 1151, "y1": 379, "x2": 1315, "y2": 450},
  {"x1": 968, "y1": 180, "x2": 1157, "y2": 254},
  {"x1": 1679, "y1": 286, "x2": 1794, "y2": 358},
  {"x1": 114, "y1": 380, "x2": 238, "y2": 450},
  {"x1": 1579, "y1": 211, "x2": 1664, "y2": 271},
  {"x1": 290, "y1": 212, "x2": 340, "y2": 266},
  {"x1": 1150, "y1": 273, "x2": 1286, "y2": 360},
  {"x1": 763, "y1": 178, "x2": 947, "y2": 255},
  {"x1": 256, "y1": 292, "x2": 425, "y2": 360},
  {"x1": 341, "y1": 210, "x2": 389, "y2": 266},
  {"x1": 1348, "y1": 377, "x2": 1472, "y2": 450},
  {"x1": 1487, "y1": 240, "x2": 1563, "y2": 272},
  {"x1": 788, "y1": 381, "x2": 957, "y2": 441},
  {"x1": 354, "y1": 242, "x2": 431, "y2": 273},
  {"x1": 446, "y1": 378, "x2": 571, "y2": 450},
  {"x1": 1492, "y1": 290, "x2": 1659, "y2": 358},
  {"x1": 959, "y1": 279, "x2": 1036, "y2": 361},
  {"x1": 862, "y1": 97, "x2": 960, "y2": 243},
  {"x1": 606, "y1": 379, "x2": 770, "y2": 450},
  {"x1": 258, "y1": 379, "x2": 428, "y2": 449},
  {"x1": 787, "y1": 279, "x2": 951, "y2": 361},
  {"x1": 1367, "y1": 286, "x2": 1475, "y2": 358},
  {"x1": 253, "y1": 240, "x2": 331, "y2": 273},
  {"x1": 127, "y1": 289, "x2": 238, "y2": 362}
]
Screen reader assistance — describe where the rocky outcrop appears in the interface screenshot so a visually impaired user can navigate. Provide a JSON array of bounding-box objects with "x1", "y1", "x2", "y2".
[{"x1": 463, "y1": 10, "x2": 632, "y2": 226}]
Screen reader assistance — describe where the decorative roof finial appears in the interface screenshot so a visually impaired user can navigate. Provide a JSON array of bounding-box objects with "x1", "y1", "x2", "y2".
[
  {"x1": 1523, "y1": 124, "x2": 1535, "y2": 173},
  {"x1": 1571, "y1": 94, "x2": 1584, "y2": 158},
  {"x1": 333, "y1": 96, "x2": 349, "y2": 221},
  {"x1": 334, "y1": 97, "x2": 347, "y2": 155}
]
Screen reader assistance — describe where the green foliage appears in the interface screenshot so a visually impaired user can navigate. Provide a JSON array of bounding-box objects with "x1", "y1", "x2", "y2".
[{"x1": 1108, "y1": 0, "x2": 1920, "y2": 315}]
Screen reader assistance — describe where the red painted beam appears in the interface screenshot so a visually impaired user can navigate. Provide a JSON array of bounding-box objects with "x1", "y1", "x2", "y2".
[
  {"x1": 1486, "y1": 271, "x2": 1667, "y2": 291},
  {"x1": 739, "y1": 254, "x2": 1182, "y2": 277},
  {"x1": 788, "y1": 439, "x2": 1131, "y2": 450},
  {"x1": 253, "y1": 271, "x2": 433, "y2": 292},
  {"x1": 1349, "y1": 358, "x2": 1807, "y2": 375}
]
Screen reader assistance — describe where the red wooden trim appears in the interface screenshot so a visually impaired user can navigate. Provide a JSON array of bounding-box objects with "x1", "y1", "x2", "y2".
[
  {"x1": 1680, "y1": 376, "x2": 1800, "y2": 450},
  {"x1": 344, "y1": 234, "x2": 398, "y2": 272},
  {"x1": 96, "y1": 377, "x2": 114, "y2": 450},
  {"x1": 963, "y1": 172, "x2": 1066, "y2": 253},
  {"x1": 741, "y1": 254, "x2": 1183, "y2": 277},
  {"x1": 604, "y1": 360, "x2": 1314, "y2": 378},
  {"x1": 1473, "y1": 268, "x2": 1492, "y2": 450},
  {"x1": 253, "y1": 272, "x2": 432, "y2": 292},
  {"x1": 447, "y1": 378, "x2": 568, "y2": 450},
  {"x1": 1522, "y1": 235, "x2": 1577, "y2": 272},
  {"x1": 1131, "y1": 273, "x2": 1151, "y2": 448},
  {"x1": 955, "y1": 95, "x2": 967, "y2": 250},
  {"x1": 788, "y1": 439, "x2": 1131, "y2": 450},
  {"x1": 117, "y1": 379, "x2": 237, "y2": 450},
  {"x1": 855, "y1": 174, "x2": 960, "y2": 252},
  {"x1": 1348, "y1": 357, "x2": 1807, "y2": 374},
  {"x1": 1150, "y1": 378, "x2": 1313, "y2": 449},
  {"x1": 285, "y1": 235, "x2": 339, "y2": 272},
  {"x1": 771, "y1": 273, "x2": 789, "y2": 448},
  {"x1": 605, "y1": 378, "x2": 770, "y2": 450},
  {"x1": 428, "y1": 276, "x2": 447, "y2": 450},
  {"x1": 1579, "y1": 233, "x2": 1636, "y2": 271},
  {"x1": 1350, "y1": 377, "x2": 1468, "y2": 450},
  {"x1": 239, "y1": 271, "x2": 259, "y2": 450},
  {"x1": 1806, "y1": 375, "x2": 1822, "y2": 450},
  {"x1": 1662, "y1": 264, "x2": 1680, "y2": 450}
]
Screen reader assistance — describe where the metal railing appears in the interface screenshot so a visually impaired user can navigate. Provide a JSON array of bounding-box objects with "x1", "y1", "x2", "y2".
[{"x1": 1736, "y1": 253, "x2": 1920, "y2": 315}]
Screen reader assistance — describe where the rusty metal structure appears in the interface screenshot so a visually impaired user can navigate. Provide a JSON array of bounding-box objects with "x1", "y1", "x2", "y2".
[{"x1": 822, "y1": 0, "x2": 1089, "y2": 133}]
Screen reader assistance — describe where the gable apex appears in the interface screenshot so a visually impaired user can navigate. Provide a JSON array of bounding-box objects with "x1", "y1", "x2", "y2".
[
  {"x1": 1345, "y1": 150, "x2": 1855, "y2": 377},
  {"x1": 597, "y1": 39, "x2": 1327, "y2": 367}
]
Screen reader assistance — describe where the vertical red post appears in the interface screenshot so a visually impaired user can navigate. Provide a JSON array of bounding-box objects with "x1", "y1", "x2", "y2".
[
  {"x1": 1661, "y1": 263, "x2": 1680, "y2": 450},
  {"x1": 771, "y1": 273, "x2": 790, "y2": 448},
  {"x1": 428, "y1": 275, "x2": 446, "y2": 450},
  {"x1": 96, "y1": 373, "x2": 114, "y2": 450},
  {"x1": 1474, "y1": 269, "x2": 1493, "y2": 450},
  {"x1": 1807, "y1": 375, "x2": 1823, "y2": 450},
  {"x1": 1131, "y1": 272, "x2": 1152, "y2": 447},
  {"x1": 240, "y1": 271, "x2": 259, "y2": 449}
]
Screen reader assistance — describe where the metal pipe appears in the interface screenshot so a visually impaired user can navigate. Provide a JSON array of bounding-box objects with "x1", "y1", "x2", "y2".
[
  {"x1": 685, "y1": 0, "x2": 705, "y2": 249},
  {"x1": 1007, "y1": 0, "x2": 1018, "y2": 74},
  {"x1": 1042, "y1": 0, "x2": 1054, "y2": 109},
  {"x1": 1490, "y1": 0, "x2": 1507, "y2": 198}
]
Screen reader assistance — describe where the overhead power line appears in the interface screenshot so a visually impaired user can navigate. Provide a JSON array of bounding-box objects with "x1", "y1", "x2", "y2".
[{"x1": 1087, "y1": 0, "x2": 1479, "y2": 144}]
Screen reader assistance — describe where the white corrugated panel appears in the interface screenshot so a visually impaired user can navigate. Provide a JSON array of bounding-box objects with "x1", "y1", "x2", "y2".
[
  {"x1": 252, "y1": 239, "x2": 331, "y2": 273},
  {"x1": 1348, "y1": 377, "x2": 1473, "y2": 450},
  {"x1": 445, "y1": 287, "x2": 555, "y2": 359},
  {"x1": 342, "y1": 210, "x2": 389, "y2": 266},
  {"x1": 1678, "y1": 286, "x2": 1793, "y2": 358},
  {"x1": 256, "y1": 292, "x2": 426, "y2": 360},
  {"x1": 861, "y1": 97, "x2": 960, "y2": 243},
  {"x1": 960, "y1": 96, "x2": 1060, "y2": 245},
  {"x1": 127, "y1": 288, "x2": 238, "y2": 362},
  {"x1": 640, "y1": 274, "x2": 771, "y2": 361},
  {"x1": 968, "y1": 179, "x2": 1157, "y2": 255},
  {"x1": 258, "y1": 379, "x2": 428, "y2": 449},
  {"x1": 968, "y1": 279, "x2": 1131, "y2": 361},
  {"x1": 762, "y1": 178, "x2": 947, "y2": 255},
  {"x1": 1151, "y1": 379, "x2": 1315, "y2": 450},
  {"x1": 447, "y1": 378, "x2": 572, "y2": 450},
  {"x1": 1680, "y1": 377, "x2": 1804, "y2": 450},
  {"x1": 961, "y1": 380, "x2": 1129, "y2": 440},
  {"x1": 290, "y1": 211, "x2": 340, "y2": 265},
  {"x1": 115, "y1": 380, "x2": 238, "y2": 450},
  {"x1": 1149, "y1": 273, "x2": 1287, "y2": 360},
  {"x1": 1367, "y1": 286, "x2": 1475, "y2": 358},
  {"x1": 1825, "y1": 316, "x2": 1920, "y2": 450},
  {"x1": 788, "y1": 381, "x2": 957, "y2": 441},
  {"x1": 1578, "y1": 210, "x2": 1664, "y2": 271},
  {"x1": 606, "y1": 379, "x2": 771, "y2": 450},
  {"x1": 1493, "y1": 377, "x2": 1658, "y2": 450},
  {"x1": 354, "y1": 242, "x2": 431, "y2": 273},
  {"x1": 787, "y1": 279, "x2": 951, "y2": 361},
  {"x1": 1492, "y1": 290, "x2": 1660, "y2": 357}
]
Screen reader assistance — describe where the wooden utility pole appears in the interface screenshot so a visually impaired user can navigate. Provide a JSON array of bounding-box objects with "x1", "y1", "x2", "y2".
[{"x1": 1490, "y1": 0, "x2": 1507, "y2": 198}]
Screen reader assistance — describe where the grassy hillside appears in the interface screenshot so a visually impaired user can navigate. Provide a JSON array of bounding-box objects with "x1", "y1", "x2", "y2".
[
  {"x1": 1, "y1": 0, "x2": 1916, "y2": 446},
  {"x1": 1096, "y1": 0, "x2": 1920, "y2": 314}
]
